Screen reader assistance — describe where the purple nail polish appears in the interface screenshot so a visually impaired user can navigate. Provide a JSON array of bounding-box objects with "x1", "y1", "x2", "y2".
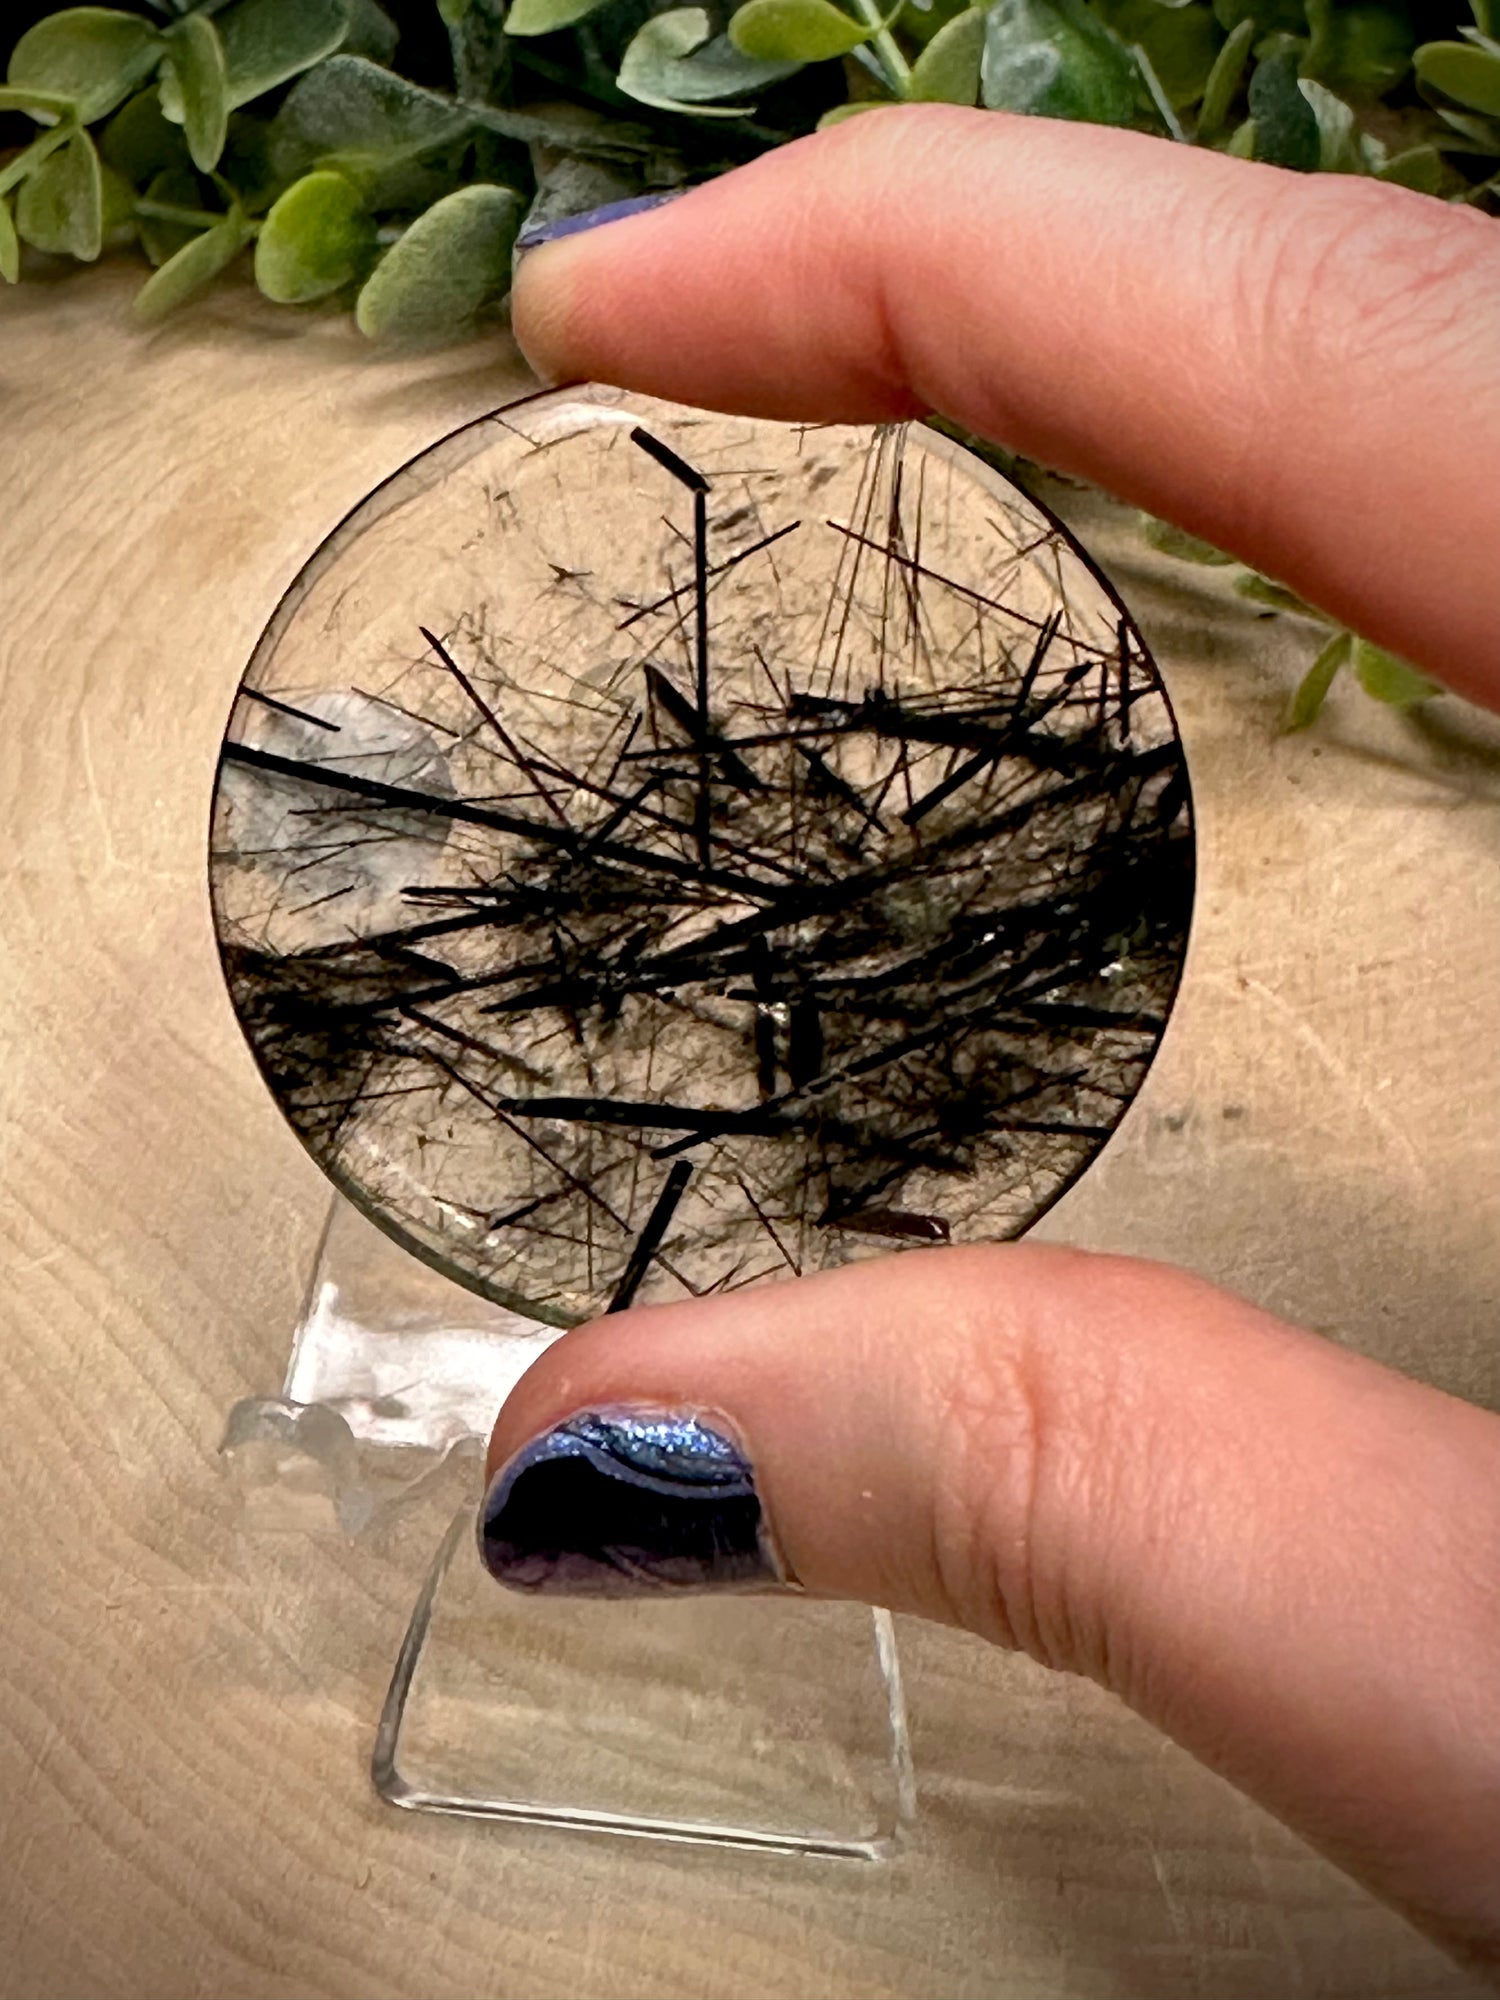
[
  {"x1": 515, "y1": 191, "x2": 683, "y2": 256},
  {"x1": 478, "y1": 1409, "x2": 788, "y2": 1596}
]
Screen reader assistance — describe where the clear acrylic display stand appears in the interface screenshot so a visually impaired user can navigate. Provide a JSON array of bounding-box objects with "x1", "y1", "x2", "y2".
[{"x1": 221, "y1": 1196, "x2": 915, "y2": 1858}]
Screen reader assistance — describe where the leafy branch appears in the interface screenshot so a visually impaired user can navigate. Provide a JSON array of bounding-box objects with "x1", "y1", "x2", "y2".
[
  {"x1": 2, "y1": 0, "x2": 1496, "y2": 341},
  {"x1": 1, "y1": 0, "x2": 1489, "y2": 719}
]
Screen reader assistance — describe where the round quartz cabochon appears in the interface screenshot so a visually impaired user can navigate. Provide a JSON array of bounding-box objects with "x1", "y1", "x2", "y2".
[{"x1": 209, "y1": 388, "x2": 1193, "y2": 1327}]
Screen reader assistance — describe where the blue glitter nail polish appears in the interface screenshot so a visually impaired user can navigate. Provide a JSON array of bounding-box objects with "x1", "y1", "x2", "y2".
[
  {"x1": 478, "y1": 1410, "x2": 785, "y2": 1596},
  {"x1": 514, "y1": 192, "x2": 683, "y2": 256}
]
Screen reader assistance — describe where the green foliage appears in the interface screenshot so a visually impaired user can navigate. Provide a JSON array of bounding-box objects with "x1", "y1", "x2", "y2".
[
  {"x1": 730, "y1": 0, "x2": 879, "y2": 62},
  {"x1": 505, "y1": 0, "x2": 614, "y2": 37},
  {"x1": 0, "y1": 195, "x2": 18, "y2": 282},
  {"x1": 1249, "y1": 46, "x2": 1320, "y2": 166},
  {"x1": 0, "y1": 0, "x2": 1493, "y2": 376},
  {"x1": 909, "y1": 7, "x2": 987, "y2": 100},
  {"x1": 135, "y1": 205, "x2": 253, "y2": 320},
  {"x1": 218, "y1": 0, "x2": 352, "y2": 110},
  {"x1": 1415, "y1": 37, "x2": 1500, "y2": 114},
  {"x1": 355, "y1": 179, "x2": 520, "y2": 335},
  {"x1": 619, "y1": 10, "x2": 803, "y2": 114},
  {"x1": 1196, "y1": 12, "x2": 1253, "y2": 129},
  {"x1": 1140, "y1": 514, "x2": 1236, "y2": 563},
  {"x1": 1138, "y1": 534, "x2": 1444, "y2": 731},
  {"x1": 981, "y1": 0, "x2": 1146, "y2": 124},
  {"x1": 1374, "y1": 141, "x2": 1444, "y2": 188},
  {"x1": 1351, "y1": 638, "x2": 1439, "y2": 705},
  {"x1": 16, "y1": 125, "x2": 103, "y2": 257},
  {"x1": 101, "y1": 86, "x2": 190, "y2": 184},
  {"x1": 165, "y1": 15, "x2": 229, "y2": 173},
  {"x1": 1303, "y1": 0, "x2": 1413, "y2": 93},
  {"x1": 8, "y1": 9, "x2": 160, "y2": 124},
  {"x1": 254, "y1": 167, "x2": 374, "y2": 299},
  {"x1": 269, "y1": 55, "x2": 474, "y2": 204},
  {"x1": 1285, "y1": 629, "x2": 1351, "y2": 728}
]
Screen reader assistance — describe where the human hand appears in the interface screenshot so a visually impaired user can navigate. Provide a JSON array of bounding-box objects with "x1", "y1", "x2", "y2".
[{"x1": 482, "y1": 110, "x2": 1500, "y2": 1979}]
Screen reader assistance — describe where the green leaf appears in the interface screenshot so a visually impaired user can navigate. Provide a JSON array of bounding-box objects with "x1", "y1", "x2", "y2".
[
  {"x1": 164, "y1": 0, "x2": 352, "y2": 115},
  {"x1": 0, "y1": 198, "x2": 18, "y2": 283},
  {"x1": 1429, "y1": 101, "x2": 1500, "y2": 149},
  {"x1": 1304, "y1": 0, "x2": 1413, "y2": 94},
  {"x1": 1196, "y1": 13, "x2": 1252, "y2": 134},
  {"x1": 136, "y1": 166, "x2": 203, "y2": 263},
  {"x1": 134, "y1": 207, "x2": 252, "y2": 322},
  {"x1": 101, "y1": 89, "x2": 192, "y2": 186},
  {"x1": 1131, "y1": 2, "x2": 1222, "y2": 108},
  {"x1": 16, "y1": 128, "x2": 104, "y2": 260},
  {"x1": 1474, "y1": 0, "x2": 1500, "y2": 38},
  {"x1": 618, "y1": 8, "x2": 802, "y2": 113},
  {"x1": 900, "y1": 0, "x2": 974, "y2": 46},
  {"x1": 7, "y1": 9, "x2": 162, "y2": 124},
  {"x1": 268, "y1": 56, "x2": 475, "y2": 205},
  {"x1": 1298, "y1": 78, "x2": 1359, "y2": 171},
  {"x1": 730, "y1": 0, "x2": 875, "y2": 62},
  {"x1": 910, "y1": 6, "x2": 986, "y2": 100},
  {"x1": 1351, "y1": 638, "x2": 1439, "y2": 706},
  {"x1": 1140, "y1": 514, "x2": 1235, "y2": 564},
  {"x1": 1374, "y1": 142, "x2": 1444, "y2": 191},
  {"x1": 981, "y1": 0, "x2": 1143, "y2": 126},
  {"x1": 253, "y1": 169, "x2": 374, "y2": 302},
  {"x1": 0, "y1": 84, "x2": 77, "y2": 119},
  {"x1": 1234, "y1": 568, "x2": 1319, "y2": 615},
  {"x1": 270, "y1": 57, "x2": 470, "y2": 162},
  {"x1": 1284, "y1": 629, "x2": 1349, "y2": 730},
  {"x1": 355, "y1": 181, "x2": 522, "y2": 339},
  {"x1": 1224, "y1": 112, "x2": 1256, "y2": 153},
  {"x1": 99, "y1": 158, "x2": 135, "y2": 241},
  {"x1": 1414, "y1": 40, "x2": 1500, "y2": 116},
  {"x1": 727, "y1": 0, "x2": 878, "y2": 60},
  {"x1": 505, "y1": 0, "x2": 613, "y2": 36},
  {"x1": 166, "y1": 15, "x2": 230, "y2": 174},
  {"x1": 1248, "y1": 48, "x2": 1319, "y2": 168}
]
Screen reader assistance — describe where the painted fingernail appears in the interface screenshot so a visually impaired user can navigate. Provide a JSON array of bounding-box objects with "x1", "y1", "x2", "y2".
[
  {"x1": 478, "y1": 1409, "x2": 789, "y2": 1596},
  {"x1": 514, "y1": 191, "x2": 683, "y2": 257}
]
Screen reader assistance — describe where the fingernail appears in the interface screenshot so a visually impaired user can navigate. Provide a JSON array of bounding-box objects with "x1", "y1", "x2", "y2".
[
  {"x1": 514, "y1": 191, "x2": 683, "y2": 258},
  {"x1": 478, "y1": 1409, "x2": 789, "y2": 1596}
]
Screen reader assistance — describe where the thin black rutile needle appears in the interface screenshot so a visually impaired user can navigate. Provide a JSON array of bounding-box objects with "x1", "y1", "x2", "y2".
[
  {"x1": 736, "y1": 1176, "x2": 801, "y2": 1275},
  {"x1": 615, "y1": 521, "x2": 802, "y2": 630},
  {"x1": 419, "y1": 624, "x2": 570, "y2": 825},
  {"x1": 823, "y1": 519, "x2": 1112, "y2": 657}
]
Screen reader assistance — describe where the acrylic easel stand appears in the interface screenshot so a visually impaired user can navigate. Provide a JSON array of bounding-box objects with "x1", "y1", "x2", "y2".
[{"x1": 221, "y1": 1197, "x2": 915, "y2": 1858}]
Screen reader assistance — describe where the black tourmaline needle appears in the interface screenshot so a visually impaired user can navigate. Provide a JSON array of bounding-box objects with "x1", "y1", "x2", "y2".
[
  {"x1": 631, "y1": 426, "x2": 715, "y2": 868},
  {"x1": 219, "y1": 740, "x2": 774, "y2": 901},
  {"x1": 608, "y1": 1160, "x2": 695, "y2": 1313}
]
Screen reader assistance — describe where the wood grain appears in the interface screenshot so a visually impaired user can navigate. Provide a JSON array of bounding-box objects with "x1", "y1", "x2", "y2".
[{"x1": 2, "y1": 258, "x2": 1498, "y2": 2000}]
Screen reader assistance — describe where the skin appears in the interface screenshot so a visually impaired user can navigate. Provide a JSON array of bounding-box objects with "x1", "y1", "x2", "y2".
[{"x1": 492, "y1": 108, "x2": 1500, "y2": 1979}]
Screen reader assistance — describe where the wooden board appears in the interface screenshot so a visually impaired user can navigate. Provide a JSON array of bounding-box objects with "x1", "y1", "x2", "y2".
[{"x1": 3, "y1": 258, "x2": 1497, "y2": 1999}]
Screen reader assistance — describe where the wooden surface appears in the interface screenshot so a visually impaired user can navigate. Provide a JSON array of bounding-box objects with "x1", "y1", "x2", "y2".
[{"x1": 3, "y1": 258, "x2": 1499, "y2": 2000}]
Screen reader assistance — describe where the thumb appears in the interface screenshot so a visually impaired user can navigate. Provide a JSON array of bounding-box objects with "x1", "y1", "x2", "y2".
[{"x1": 481, "y1": 1244, "x2": 1500, "y2": 1974}]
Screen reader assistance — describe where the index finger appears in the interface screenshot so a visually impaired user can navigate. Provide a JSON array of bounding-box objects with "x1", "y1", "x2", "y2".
[{"x1": 512, "y1": 108, "x2": 1500, "y2": 708}]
